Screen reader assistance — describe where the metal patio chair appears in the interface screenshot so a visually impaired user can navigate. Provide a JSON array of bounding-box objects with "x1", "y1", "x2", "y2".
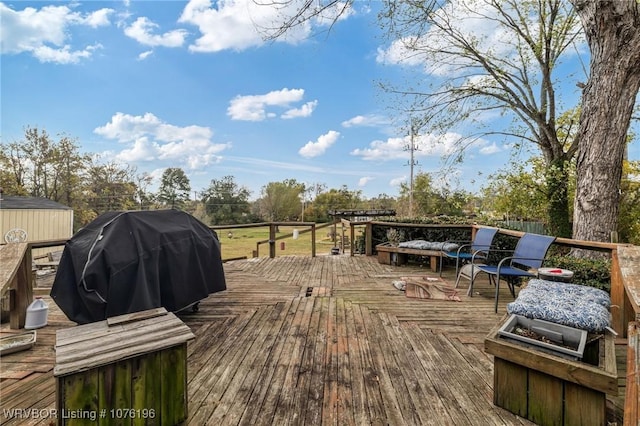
[
  {"x1": 439, "y1": 227, "x2": 498, "y2": 278},
  {"x1": 469, "y1": 233, "x2": 556, "y2": 312}
]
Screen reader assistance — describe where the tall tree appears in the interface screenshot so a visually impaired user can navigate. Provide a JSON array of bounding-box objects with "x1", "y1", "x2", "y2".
[
  {"x1": 398, "y1": 172, "x2": 468, "y2": 217},
  {"x1": 157, "y1": 167, "x2": 191, "y2": 209},
  {"x1": 482, "y1": 159, "x2": 558, "y2": 222},
  {"x1": 21, "y1": 126, "x2": 56, "y2": 198},
  {"x1": 85, "y1": 161, "x2": 138, "y2": 215},
  {"x1": 200, "y1": 176, "x2": 252, "y2": 225},
  {"x1": 569, "y1": 0, "x2": 640, "y2": 244},
  {"x1": 366, "y1": 193, "x2": 397, "y2": 210},
  {"x1": 308, "y1": 186, "x2": 363, "y2": 222},
  {"x1": 135, "y1": 172, "x2": 155, "y2": 210},
  {"x1": 51, "y1": 134, "x2": 90, "y2": 207},
  {"x1": 258, "y1": 179, "x2": 305, "y2": 221},
  {"x1": 0, "y1": 127, "x2": 89, "y2": 203}
]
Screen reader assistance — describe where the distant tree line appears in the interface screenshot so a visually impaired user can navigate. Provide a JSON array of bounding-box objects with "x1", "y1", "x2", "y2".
[{"x1": 1, "y1": 126, "x2": 638, "y2": 244}]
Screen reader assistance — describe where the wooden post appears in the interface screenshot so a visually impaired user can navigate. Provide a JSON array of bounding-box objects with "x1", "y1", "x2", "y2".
[
  {"x1": 471, "y1": 226, "x2": 478, "y2": 241},
  {"x1": 349, "y1": 223, "x2": 355, "y2": 256},
  {"x1": 311, "y1": 224, "x2": 316, "y2": 257},
  {"x1": 624, "y1": 322, "x2": 638, "y2": 426},
  {"x1": 610, "y1": 250, "x2": 625, "y2": 336},
  {"x1": 365, "y1": 223, "x2": 373, "y2": 256},
  {"x1": 14, "y1": 254, "x2": 32, "y2": 329},
  {"x1": 332, "y1": 220, "x2": 337, "y2": 245},
  {"x1": 269, "y1": 224, "x2": 276, "y2": 258}
]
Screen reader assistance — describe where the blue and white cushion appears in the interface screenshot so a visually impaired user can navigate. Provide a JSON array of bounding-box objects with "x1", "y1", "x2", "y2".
[
  {"x1": 398, "y1": 240, "x2": 460, "y2": 252},
  {"x1": 507, "y1": 279, "x2": 611, "y2": 333}
]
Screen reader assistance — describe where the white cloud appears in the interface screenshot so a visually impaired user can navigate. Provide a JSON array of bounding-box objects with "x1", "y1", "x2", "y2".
[
  {"x1": 282, "y1": 101, "x2": 318, "y2": 119},
  {"x1": 94, "y1": 112, "x2": 231, "y2": 169},
  {"x1": 390, "y1": 176, "x2": 407, "y2": 187},
  {"x1": 299, "y1": 130, "x2": 340, "y2": 158},
  {"x1": 312, "y1": 2, "x2": 355, "y2": 27},
  {"x1": 350, "y1": 133, "x2": 451, "y2": 161},
  {"x1": 124, "y1": 17, "x2": 188, "y2": 47},
  {"x1": 341, "y1": 114, "x2": 390, "y2": 128},
  {"x1": 0, "y1": 3, "x2": 113, "y2": 63},
  {"x1": 376, "y1": 0, "x2": 584, "y2": 77},
  {"x1": 31, "y1": 43, "x2": 102, "y2": 64},
  {"x1": 177, "y1": 0, "x2": 307, "y2": 52},
  {"x1": 375, "y1": 39, "x2": 424, "y2": 67},
  {"x1": 358, "y1": 176, "x2": 373, "y2": 187},
  {"x1": 228, "y1": 88, "x2": 317, "y2": 121},
  {"x1": 479, "y1": 143, "x2": 501, "y2": 155},
  {"x1": 376, "y1": 1, "x2": 506, "y2": 74},
  {"x1": 138, "y1": 50, "x2": 153, "y2": 60},
  {"x1": 83, "y1": 8, "x2": 113, "y2": 28},
  {"x1": 116, "y1": 137, "x2": 157, "y2": 161},
  {"x1": 351, "y1": 131, "x2": 494, "y2": 161}
]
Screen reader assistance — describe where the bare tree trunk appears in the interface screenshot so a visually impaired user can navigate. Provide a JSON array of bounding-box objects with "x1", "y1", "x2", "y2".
[{"x1": 571, "y1": 0, "x2": 640, "y2": 246}]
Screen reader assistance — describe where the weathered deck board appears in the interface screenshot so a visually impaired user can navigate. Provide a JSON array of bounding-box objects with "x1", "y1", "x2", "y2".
[{"x1": 0, "y1": 254, "x2": 626, "y2": 425}]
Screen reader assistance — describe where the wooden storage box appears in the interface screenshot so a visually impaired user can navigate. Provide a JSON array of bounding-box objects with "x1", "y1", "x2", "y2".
[
  {"x1": 485, "y1": 316, "x2": 617, "y2": 426},
  {"x1": 54, "y1": 308, "x2": 195, "y2": 425}
]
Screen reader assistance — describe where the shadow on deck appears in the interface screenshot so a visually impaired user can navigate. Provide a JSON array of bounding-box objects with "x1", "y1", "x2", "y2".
[{"x1": 0, "y1": 255, "x2": 626, "y2": 425}]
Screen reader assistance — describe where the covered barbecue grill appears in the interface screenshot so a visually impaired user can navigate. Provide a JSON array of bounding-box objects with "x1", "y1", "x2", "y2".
[{"x1": 51, "y1": 210, "x2": 226, "y2": 324}]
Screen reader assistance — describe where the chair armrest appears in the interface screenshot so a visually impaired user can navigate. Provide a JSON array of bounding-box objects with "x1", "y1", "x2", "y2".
[
  {"x1": 469, "y1": 243, "x2": 494, "y2": 255},
  {"x1": 471, "y1": 248, "x2": 513, "y2": 263},
  {"x1": 496, "y1": 256, "x2": 546, "y2": 270},
  {"x1": 453, "y1": 242, "x2": 472, "y2": 255}
]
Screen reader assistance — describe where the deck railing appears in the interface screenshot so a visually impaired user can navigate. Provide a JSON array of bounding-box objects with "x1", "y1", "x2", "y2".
[
  {"x1": 616, "y1": 245, "x2": 640, "y2": 425},
  {"x1": 209, "y1": 221, "x2": 322, "y2": 258}
]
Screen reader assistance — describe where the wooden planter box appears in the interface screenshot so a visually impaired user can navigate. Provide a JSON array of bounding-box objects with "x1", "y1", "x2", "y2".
[
  {"x1": 54, "y1": 308, "x2": 195, "y2": 426},
  {"x1": 485, "y1": 316, "x2": 617, "y2": 426},
  {"x1": 497, "y1": 314, "x2": 588, "y2": 360}
]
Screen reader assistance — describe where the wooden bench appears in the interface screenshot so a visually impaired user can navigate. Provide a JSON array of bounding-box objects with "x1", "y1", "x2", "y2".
[{"x1": 375, "y1": 242, "x2": 442, "y2": 272}]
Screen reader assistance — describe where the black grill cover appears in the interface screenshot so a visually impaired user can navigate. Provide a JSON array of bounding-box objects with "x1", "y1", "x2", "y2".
[{"x1": 51, "y1": 210, "x2": 226, "y2": 324}]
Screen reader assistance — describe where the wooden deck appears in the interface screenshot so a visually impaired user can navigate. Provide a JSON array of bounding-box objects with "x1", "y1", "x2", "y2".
[{"x1": 0, "y1": 255, "x2": 626, "y2": 425}]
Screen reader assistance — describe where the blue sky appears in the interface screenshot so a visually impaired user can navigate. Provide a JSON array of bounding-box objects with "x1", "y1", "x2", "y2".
[{"x1": 1, "y1": 0, "x2": 638, "y2": 201}]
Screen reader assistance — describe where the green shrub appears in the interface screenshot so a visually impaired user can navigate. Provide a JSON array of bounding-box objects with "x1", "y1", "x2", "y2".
[
  {"x1": 545, "y1": 255, "x2": 611, "y2": 292},
  {"x1": 371, "y1": 216, "x2": 477, "y2": 248}
]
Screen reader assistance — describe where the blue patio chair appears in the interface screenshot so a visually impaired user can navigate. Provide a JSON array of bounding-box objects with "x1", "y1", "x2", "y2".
[
  {"x1": 469, "y1": 233, "x2": 556, "y2": 313},
  {"x1": 439, "y1": 227, "x2": 498, "y2": 278}
]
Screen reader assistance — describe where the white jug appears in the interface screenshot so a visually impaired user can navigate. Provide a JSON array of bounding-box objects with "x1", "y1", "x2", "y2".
[{"x1": 25, "y1": 297, "x2": 48, "y2": 329}]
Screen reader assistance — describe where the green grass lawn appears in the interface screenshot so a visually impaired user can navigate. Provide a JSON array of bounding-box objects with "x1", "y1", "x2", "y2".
[{"x1": 212, "y1": 224, "x2": 363, "y2": 260}]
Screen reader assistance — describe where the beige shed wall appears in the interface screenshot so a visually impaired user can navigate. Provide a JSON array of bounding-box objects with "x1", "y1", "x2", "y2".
[{"x1": 1, "y1": 209, "x2": 72, "y2": 257}]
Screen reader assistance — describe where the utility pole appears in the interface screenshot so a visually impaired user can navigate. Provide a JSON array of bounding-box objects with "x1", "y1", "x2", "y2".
[
  {"x1": 406, "y1": 118, "x2": 420, "y2": 218},
  {"x1": 409, "y1": 124, "x2": 415, "y2": 217}
]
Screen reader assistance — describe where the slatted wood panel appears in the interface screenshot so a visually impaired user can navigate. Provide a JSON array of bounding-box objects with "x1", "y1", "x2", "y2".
[
  {"x1": 1, "y1": 209, "x2": 72, "y2": 259},
  {"x1": 0, "y1": 255, "x2": 626, "y2": 425}
]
